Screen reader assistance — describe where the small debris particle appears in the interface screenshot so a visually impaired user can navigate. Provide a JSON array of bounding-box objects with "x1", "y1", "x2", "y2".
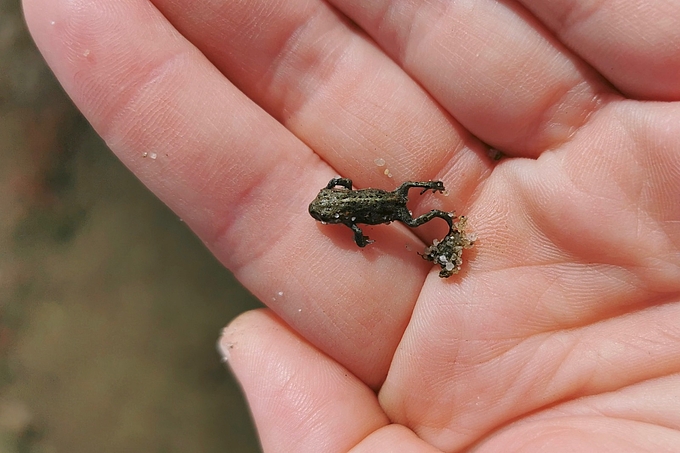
[
  {"x1": 149, "y1": 152, "x2": 157, "y2": 160},
  {"x1": 374, "y1": 158, "x2": 386, "y2": 167},
  {"x1": 383, "y1": 168, "x2": 393, "y2": 178},
  {"x1": 142, "y1": 152, "x2": 148, "y2": 158},
  {"x1": 488, "y1": 148, "x2": 504, "y2": 161},
  {"x1": 83, "y1": 49, "x2": 90, "y2": 57}
]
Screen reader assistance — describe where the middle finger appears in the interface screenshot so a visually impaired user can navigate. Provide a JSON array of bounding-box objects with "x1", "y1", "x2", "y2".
[{"x1": 154, "y1": 0, "x2": 491, "y2": 201}]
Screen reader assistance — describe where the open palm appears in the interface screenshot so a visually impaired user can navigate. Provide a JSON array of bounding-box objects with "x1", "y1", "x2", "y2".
[{"x1": 25, "y1": 0, "x2": 680, "y2": 451}]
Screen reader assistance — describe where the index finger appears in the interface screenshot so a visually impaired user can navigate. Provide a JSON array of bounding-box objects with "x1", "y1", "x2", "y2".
[{"x1": 22, "y1": 0, "x2": 468, "y2": 387}]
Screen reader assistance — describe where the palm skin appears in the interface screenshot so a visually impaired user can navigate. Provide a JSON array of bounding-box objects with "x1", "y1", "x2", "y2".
[{"x1": 23, "y1": 0, "x2": 680, "y2": 451}]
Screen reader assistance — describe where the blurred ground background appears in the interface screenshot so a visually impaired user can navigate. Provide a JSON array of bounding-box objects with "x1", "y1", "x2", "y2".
[{"x1": 0, "y1": 0, "x2": 263, "y2": 451}]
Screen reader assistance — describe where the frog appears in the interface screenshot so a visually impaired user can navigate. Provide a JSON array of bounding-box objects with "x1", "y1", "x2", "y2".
[{"x1": 308, "y1": 177, "x2": 455, "y2": 247}]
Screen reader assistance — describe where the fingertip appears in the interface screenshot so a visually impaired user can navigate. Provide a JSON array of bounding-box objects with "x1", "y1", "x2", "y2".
[
  {"x1": 217, "y1": 308, "x2": 271, "y2": 364},
  {"x1": 216, "y1": 309, "x2": 389, "y2": 453}
]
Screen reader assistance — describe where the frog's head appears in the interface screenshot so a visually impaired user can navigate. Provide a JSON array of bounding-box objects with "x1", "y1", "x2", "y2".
[
  {"x1": 309, "y1": 195, "x2": 332, "y2": 222},
  {"x1": 308, "y1": 189, "x2": 345, "y2": 223}
]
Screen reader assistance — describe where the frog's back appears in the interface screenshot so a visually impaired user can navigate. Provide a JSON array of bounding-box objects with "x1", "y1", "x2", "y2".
[{"x1": 309, "y1": 188, "x2": 404, "y2": 224}]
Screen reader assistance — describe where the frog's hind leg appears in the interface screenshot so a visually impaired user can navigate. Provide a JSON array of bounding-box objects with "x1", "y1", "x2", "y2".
[
  {"x1": 405, "y1": 210, "x2": 455, "y2": 232},
  {"x1": 348, "y1": 223, "x2": 373, "y2": 247},
  {"x1": 396, "y1": 181, "x2": 445, "y2": 198}
]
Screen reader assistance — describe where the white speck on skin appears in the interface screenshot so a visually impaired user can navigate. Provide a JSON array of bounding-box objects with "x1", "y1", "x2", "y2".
[
  {"x1": 384, "y1": 168, "x2": 393, "y2": 178},
  {"x1": 374, "y1": 158, "x2": 385, "y2": 167},
  {"x1": 142, "y1": 152, "x2": 148, "y2": 157},
  {"x1": 82, "y1": 49, "x2": 90, "y2": 57},
  {"x1": 277, "y1": 291, "x2": 284, "y2": 297},
  {"x1": 50, "y1": 21, "x2": 55, "y2": 25},
  {"x1": 218, "y1": 340, "x2": 233, "y2": 362},
  {"x1": 149, "y1": 152, "x2": 157, "y2": 160}
]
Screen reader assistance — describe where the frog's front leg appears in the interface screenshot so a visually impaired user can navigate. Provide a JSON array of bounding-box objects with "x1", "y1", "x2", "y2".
[
  {"x1": 326, "y1": 177, "x2": 353, "y2": 190},
  {"x1": 347, "y1": 223, "x2": 373, "y2": 247},
  {"x1": 403, "y1": 210, "x2": 455, "y2": 232},
  {"x1": 396, "y1": 180, "x2": 445, "y2": 198}
]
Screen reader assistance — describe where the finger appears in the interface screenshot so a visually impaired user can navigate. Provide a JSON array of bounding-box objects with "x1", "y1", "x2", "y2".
[
  {"x1": 219, "y1": 309, "x2": 390, "y2": 453},
  {"x1": 221, "y1": 310, "x2": 443, "y2": 453},
  {"x1": 22, "y1": 0, "x2": 437, "y2": 387},
  {"x1": 153, "y1": 0, "x2": 490, "y2": 206},
  {"x1": 519, "y1": 0, "x2": 680, "y2": 101},
  {"x1": 328, "y1": 0, "x2": 611, "y2": 157}
]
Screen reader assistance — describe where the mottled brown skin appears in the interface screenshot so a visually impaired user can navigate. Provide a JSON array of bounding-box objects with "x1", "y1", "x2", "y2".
[{"x1": 309, "y1": 177, "x2": 453, "y2": 247}]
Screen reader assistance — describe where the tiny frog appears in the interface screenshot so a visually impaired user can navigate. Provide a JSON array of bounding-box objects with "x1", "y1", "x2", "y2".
[{"x1": 309, "y1": 177, "x2": 454, "y2": 247}]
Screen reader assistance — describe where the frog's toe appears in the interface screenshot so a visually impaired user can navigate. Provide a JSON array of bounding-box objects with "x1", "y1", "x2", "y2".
[{"x1": 356, "y1": 235, "x2": 374, "y2": 247}]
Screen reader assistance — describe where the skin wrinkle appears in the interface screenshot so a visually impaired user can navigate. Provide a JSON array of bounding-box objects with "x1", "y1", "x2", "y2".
[
  {"x1": 451, "y1": 322, "x2": 631, "y2": 439},
  {"x1": 547, "y1": 0, "x2": 605, "y2": 32},
  {"x1": 375, "y1": 0, "x2": 420, "y2": 62},
  {"x1": 211, "y1": 154, "x2": 320, "y2": 271},
  {"x1": 518, "y1": 160, "x2": 666, "y2": 280},
  {"x1": 562, "y1": 306, "x2": 680, "y2": 394},
  {"x1": 325, "y1": 77, "x2": 408, "y2": 156},
  {"x1": 259, "y1": 4, "x2": 353, "y2": 123},
  {"x1": 91, "y1": 47, "x2": 194, "y2": 144}
]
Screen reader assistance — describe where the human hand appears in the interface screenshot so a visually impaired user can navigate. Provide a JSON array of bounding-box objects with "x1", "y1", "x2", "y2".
[{"x1": 24, "y1": 0, "x2": 680, "y2": 451}]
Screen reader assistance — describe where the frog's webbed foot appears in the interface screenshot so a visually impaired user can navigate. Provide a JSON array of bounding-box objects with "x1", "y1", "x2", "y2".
[
  {"x1": 404, "y1": 210, "x2": 455, "y2": 232},
  {"x1": 418, "y1": 181, "x2": 446, "y2": 195},
  {"x1": 348, "y1": 223, "x2": 373, "y2": 247},
  {"x1": 326, "y1": 177, "x2": 353, "y2": 190}
]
